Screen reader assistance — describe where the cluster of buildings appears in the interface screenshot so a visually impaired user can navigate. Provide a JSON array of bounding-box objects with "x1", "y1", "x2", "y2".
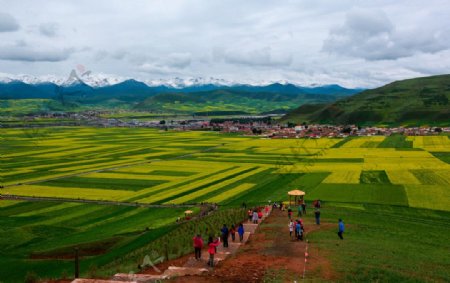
[
  {"x1": 212, "y1": 121, "x2": 450, "y2": 138},
  {"x1": 2, "y1": 112, "x2": 448, "y2": 137}
]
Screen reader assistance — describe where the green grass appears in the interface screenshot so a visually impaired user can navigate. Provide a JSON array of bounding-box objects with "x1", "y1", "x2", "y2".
[
  {"x1": 308, "y1": 203, "x2": 450, "y2": 282},
  {"x1": 378, "y1": 134, "x2": 413, "y2": 148},
  {"x1": 330, "y1": 137, "x2": 356, "y2": 148},
  {"x1": 431, "y1": 152, "x2": 450, "y2": 164},
  {"x1": 227, "y1": 172, "x2": 329, "y2": 206},
  {"x1": 360, "y1": 170, "x2": 391, "y2": 184},
  {"x1": 411, "y1": 169, "x2": 450, "y2": 185},
  {"x1": 0, "y1": 200, "x2": 188, "y2": 282},
  {"x1": 39, "y1": 177, "x2": 167, "y2": 191},
  {"x1": 307, "y1": 184, "x2": 408, "y2": 206},
  {"x1": 283, "y1": 74, "x2": 450, "y2": 125},
  {"x1": 150, "y1": 170, "x2": 197, "y2": 176}
]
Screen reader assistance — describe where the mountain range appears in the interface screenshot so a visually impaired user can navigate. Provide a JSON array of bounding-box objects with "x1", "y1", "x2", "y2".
[{"x1": 0, "y1": 71, "x2": 362, "y2": 115}]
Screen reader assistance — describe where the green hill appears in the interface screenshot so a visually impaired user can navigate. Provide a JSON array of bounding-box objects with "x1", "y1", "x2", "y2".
[
  {"x1": 133, "y1": 89, "x2": 343, "y2": 115},
  {"x1": 282, "y1": 74, "x2": 450, "y2": 125}
]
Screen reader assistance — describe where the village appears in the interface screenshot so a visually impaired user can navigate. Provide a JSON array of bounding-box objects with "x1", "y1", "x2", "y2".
[{"x1": 3, "y1": 111, "x2": 448, "y2": 138}]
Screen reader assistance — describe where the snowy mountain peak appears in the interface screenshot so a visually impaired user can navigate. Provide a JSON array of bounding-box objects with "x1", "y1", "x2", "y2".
[
  {"x1": 0, "y1": 71, "x2": 127, "y2": 88},
  {"x1": 0, "y1": 72, "x2": 353, "y2": 89},
  {"x1": 143, "y1": 76, "x2": 235, "y2": 88},
  {"x1": 62, "y1": 69, "x2": 85, "y2": 86}
]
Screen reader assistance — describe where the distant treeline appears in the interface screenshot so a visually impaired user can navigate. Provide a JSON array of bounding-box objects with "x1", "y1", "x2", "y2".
[
  {"x1": 194, "y1": 110, "x2": 250, "y2": 116},
  {"x1": 210, "y1": 116, "x2": 272, "y2": 124}
]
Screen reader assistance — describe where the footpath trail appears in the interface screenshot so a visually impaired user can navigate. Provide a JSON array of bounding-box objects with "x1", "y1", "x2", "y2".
[
  {"x1": 72, "y1": 207, "x2": 338, "y2": 283},
  {"x1": 167, "y1": 208, "x2": 337, "y2": 282}
]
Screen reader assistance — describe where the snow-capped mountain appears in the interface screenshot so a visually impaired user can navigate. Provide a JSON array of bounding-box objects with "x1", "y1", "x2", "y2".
[
  {"x1": 0, "y1": 71, "x2": 278, "y2": 88},
  {"x1": 144, "y1": 77, "x2": 235, "y2": 88},
  {"x1": 0, "y1": 71, "x2": 363, "y2": 92},
  {"x1": 0, "y1": 71, "x2": 127, "y2": 88},
  {"x1": 0, "y1": 71, "x2": 363, "y2": 106}
]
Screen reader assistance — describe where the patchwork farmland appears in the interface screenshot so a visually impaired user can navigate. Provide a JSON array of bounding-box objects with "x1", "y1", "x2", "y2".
[{"x1": 1, "y1": 127, "x2": 449, "y2": 281}]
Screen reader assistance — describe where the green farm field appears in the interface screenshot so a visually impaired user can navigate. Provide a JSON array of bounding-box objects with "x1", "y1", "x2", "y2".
[{"x1": 1, "y1": 127, "x2": 450, "y2": 281}]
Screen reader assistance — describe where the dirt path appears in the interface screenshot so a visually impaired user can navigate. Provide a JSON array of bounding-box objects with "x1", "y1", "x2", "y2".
[{"x1": 163, "y1": 208, "x2": 338, "y2": 282}]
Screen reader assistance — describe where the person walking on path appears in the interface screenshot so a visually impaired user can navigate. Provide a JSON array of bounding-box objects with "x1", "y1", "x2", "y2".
[
  {"x1": 265, "y1": 205, "x2": 270, "y2": 216},
  {"x1": 193, "y1": 234, "x2": 203, "y2": 260},
  {"x1": 314, "y1": 208, "x2": 321, "y2": 225},
  {"x1": 252, "y1": 210, "x2": 259, "y2": 224},
  {"x1": 207, "y1": 236, "x2": 220, "y2": 267},
  {"x1": 288, "y1": 207, "x2": 292, "y2": 219},
  {"x1": 247, "y1": 209, "x2": 252, "y2": 222},
  {"x1": 288, "y1": 219, "x2": 294, "y2": 239},
  {"x1": 338, "y1": 219, "x2": 345, "y2": 240},
  {"x1": 295, "y1": 221, "x2": 302, "y2": 241},
  {"x1": 297, "y1": 205, "x2": 302, "y2": 217},
  {"x1": 230, "y1": 224, "x2": 236, "y2": 242},
  {"x1": 302, "y1": 201, "x2": 306, "y2": 214},
  {"x1": 221, "y1": 224, "x2": 229, "y2": 247},
  {"x1": 238, "y1": 223, "x2": 245, "y2": 242}
]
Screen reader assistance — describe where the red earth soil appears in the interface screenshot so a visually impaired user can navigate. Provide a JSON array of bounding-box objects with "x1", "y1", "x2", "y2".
[{"x1": 150, "y1": 208, "x2": 339, "y2": 282}]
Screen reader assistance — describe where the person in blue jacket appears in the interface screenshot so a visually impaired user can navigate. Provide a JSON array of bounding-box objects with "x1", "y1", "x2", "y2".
[
  {"x1": 221, "y1": 224, "x2": 229, "y2": 247},
  {"x1": 238, "y1": 223, "x2": 245, "y2": 242},
  {"x1": 295, "y1": 221, "x2": 302, "y2": 241},
  {"x1": 338, "y1": 219, "x2": 345, "y2": 239}
]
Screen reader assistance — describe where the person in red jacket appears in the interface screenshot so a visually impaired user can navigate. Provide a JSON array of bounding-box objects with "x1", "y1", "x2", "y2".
[
  {"x1": 258, "y1": 210, "x2": 263, "y2": 219},
  {"x1": 193, "y1": 234, "x2": 203, "y2": 260},
  {"x1": 264, "y1": 205, "x2": 270, "y2": 216},
  {"x1": 207, "y1": 236, "x2": 220, "y2": 267}
]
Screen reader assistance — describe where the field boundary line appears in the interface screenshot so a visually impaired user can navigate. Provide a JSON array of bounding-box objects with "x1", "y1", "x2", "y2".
[
  {"x1": 1, "y1": 194, "x2": 201, "y2": 208},
  {"x1": 2, "y1": 143, "x2": 226, "y2": 188}
]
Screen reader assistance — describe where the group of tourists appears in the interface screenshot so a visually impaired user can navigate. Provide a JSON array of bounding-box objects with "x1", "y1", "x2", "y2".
[
  {"x1": 286, "y1": 199, "x2": 345, "y2": 241},
  {"x1": 247, "y1": 205, "x2": 269, "y2": 224},
  {"x1": 192, "y1": 222, "x2": 245, "y2": 267},
  {"x1": 192, "y1": 201, "x2": 346, "y2": 268},
  {"x1": 288, "y1": 218, "x2": 304, "y2": 240}
]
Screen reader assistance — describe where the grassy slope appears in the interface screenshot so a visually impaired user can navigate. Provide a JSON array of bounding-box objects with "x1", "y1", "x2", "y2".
[
  {"x1": 133, "y1": 89, "x2": 339, "y2": 115},
  {"x1": 282, "y1": 74, "x2": 450, "y2": 125},
  {"x1": 1, "y1": 88, "x2": 346, "y2": 117},
  {"x1": 0, "y1": 201, "x2": 186, "y2": 282},
  {"x1": 309, "y1": 203, "x2": 450, "y2": 282}
]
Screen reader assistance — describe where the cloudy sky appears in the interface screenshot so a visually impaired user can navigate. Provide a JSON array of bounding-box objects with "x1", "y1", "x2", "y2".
[{"x1": 0, "y1": 0, "x2": 449, "y2": 87}]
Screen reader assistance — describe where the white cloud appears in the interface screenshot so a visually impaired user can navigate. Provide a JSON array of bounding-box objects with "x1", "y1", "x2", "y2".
[
  {"x1": 0, "y1": 42, "x2": 73, "y2": 62},
  {"x1": 39, "y1": 22, "x2": 59, "y2": 37},
  {"x1": 223, "y1": 46, "x2": 293, "y2": 67},
  {"x1": 0, "y1": 0, "x2": 449, "y2": 87},
  {"x1": 323, "y1": 8, "x2": 450, "y2": 60},
  {"x1": 0, "y1": 12, "x2": 19, "y2": 32},
  {"x1": 166, "y1": 53, "x2": 191, "y2": 69}
]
